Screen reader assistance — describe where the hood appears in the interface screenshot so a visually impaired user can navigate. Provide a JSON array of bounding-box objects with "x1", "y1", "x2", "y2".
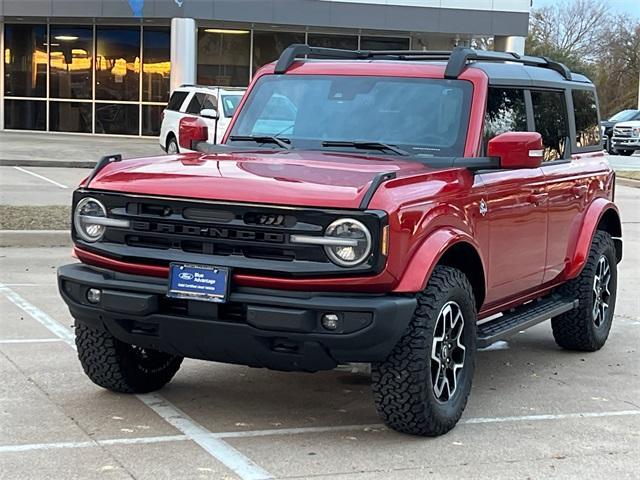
[
  {"x1": 614, "y1": 120, "x2": 640, "y2": 128},
  {"x1": 86, "y1": 150, "x2": 430, "y2": 209}
]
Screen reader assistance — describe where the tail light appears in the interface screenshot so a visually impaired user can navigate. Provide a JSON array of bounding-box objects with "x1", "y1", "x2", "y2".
[{"x1": 179, "y1": 116, "x2": 208, "y2": 150}]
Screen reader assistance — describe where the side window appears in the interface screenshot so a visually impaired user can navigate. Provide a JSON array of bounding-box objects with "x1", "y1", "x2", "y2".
[
  {"x1": 166, "y1": 91, "x2": 188, "y2": 111},
  {"x1": 201, "y1": 94, "x2": 217, "y2": 111},
  {"x1": 185, "y1": 93, "x2": 205, "y2": 114},
  {"x1": 531, "y1": 90, "x2": 569, "y2": 161},
  {"x1": 572, "y1": 89, "x2": 600, "y2": 148},
  {"x1": 483, "y1": 88, "x2": 527, "y2": 147}
]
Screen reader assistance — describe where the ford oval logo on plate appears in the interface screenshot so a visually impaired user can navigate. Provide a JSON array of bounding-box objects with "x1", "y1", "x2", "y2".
[{"x1": 168, "y1": 263, "x2": 230, "y2": 303}]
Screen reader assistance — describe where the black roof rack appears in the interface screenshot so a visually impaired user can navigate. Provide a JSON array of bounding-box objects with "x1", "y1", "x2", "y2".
[{"x1": 274, "y1": 44, "x2": 572, "y2": 81}]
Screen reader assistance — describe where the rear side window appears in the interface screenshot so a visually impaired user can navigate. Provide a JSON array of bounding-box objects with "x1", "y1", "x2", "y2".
[
  {"x1": 186, "y1": 93, "x2": 217, "y2": 114},
  {"x1": 572, "y1": 89, "x2": 600, "y2": 148},
  {"x1": 531, "y1": 90, "x2": 569, "y2": 161},
  {"x1": 166, "y1": 91, "x2": 188, "y2": 111},
  {"x1": 484, "y1": 88, "x2": 527, "y2": 146}
]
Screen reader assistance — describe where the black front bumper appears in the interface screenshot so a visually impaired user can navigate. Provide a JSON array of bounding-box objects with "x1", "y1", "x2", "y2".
[{"x1": 58, "y1": 263, "x2": 416, "y2": 372}]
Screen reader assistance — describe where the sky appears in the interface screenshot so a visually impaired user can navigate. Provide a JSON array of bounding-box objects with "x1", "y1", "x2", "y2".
[{"x1": 531, "y1": 0, "x2": 640, "y2": 19}]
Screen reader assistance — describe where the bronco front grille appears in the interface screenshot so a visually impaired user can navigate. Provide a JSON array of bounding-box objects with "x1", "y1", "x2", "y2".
[{"x1": 72, "y1": 190, "x2": 387, "y2": 277}]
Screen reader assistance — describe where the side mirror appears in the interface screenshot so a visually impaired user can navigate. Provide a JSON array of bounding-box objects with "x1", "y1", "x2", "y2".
[
  {"x1": 179, "y1": 116, "x2": 208, "y2": 150},
  {"x1": 487, "y1": 132, "x2": 544, "y2": 169},
  {"x1": 200, "y1": 108, "x2": 219, "y2": 120}
]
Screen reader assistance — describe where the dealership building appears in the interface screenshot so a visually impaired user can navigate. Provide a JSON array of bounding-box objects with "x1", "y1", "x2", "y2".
[{"x1": 0, "y1": 0, "x2": 530, "y2": 137}]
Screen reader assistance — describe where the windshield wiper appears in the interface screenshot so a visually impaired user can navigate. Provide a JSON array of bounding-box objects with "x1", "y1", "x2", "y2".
[
  {"x1": 228, "y1": 135, "x2": 292, "y2": 150},
  {"x1": 321, "y1": 140, "x2": 409, "y2": 156}
]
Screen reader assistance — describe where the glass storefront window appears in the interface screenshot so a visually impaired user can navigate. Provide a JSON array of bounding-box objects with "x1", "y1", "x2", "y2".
[
  {"x1": 307, "y1": 33, "x2": 358, "y2": 50},
  {"x1": 49, "y1": 26, "x2": 93, "y2": 99},
  {"x1": 50, "y1": 101, "x2": 92, "y2": 133},
  {"x1": 95, "y1": 103, "x2": 139, "y2": 135},
  {"x1": 3, "y1": 24, "x2": 47, "y2": 97},
  {"x1": 4, "y1": 100, "x2": 46, "y2": 130},
  {"x1": 143, "y1": 28, "x2": 171, "y2": 102},
  {"x1": 252, "y1": 31, "x2": 305, "y2": 73},
  {"x1": 197, "y1": 29, "x2": 250, "y2": 87},
  {"x1": 360, "y1": 36, "x2": 410, "y2": 50},
  {"x1": 96, "y1": 27, "x2": 141, "y2": 101},
  {"x1": 142, "y1": 104, "x2": 165, "y2": 136}
]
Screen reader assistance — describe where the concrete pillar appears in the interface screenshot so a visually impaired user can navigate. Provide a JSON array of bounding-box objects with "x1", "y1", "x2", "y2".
[
  {"x1": 494, "y1": 35, "x2": 526, "y2": 55},
  {"x1": 170, "y1": 18, "x2": 197, "y2": 92}
]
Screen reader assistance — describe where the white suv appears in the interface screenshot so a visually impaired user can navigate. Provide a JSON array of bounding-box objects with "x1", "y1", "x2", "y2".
[{"x1": 159, "y1": 85, "x2": 246, "y2": 154}]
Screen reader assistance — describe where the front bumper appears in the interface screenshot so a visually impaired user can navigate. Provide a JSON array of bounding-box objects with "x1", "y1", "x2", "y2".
[
  {"x1": 611, "y1": 137, "x2": 640, "y2": 149},
  {"x1": 58, "y1": 263, "x2": 416, "y2": 372}
]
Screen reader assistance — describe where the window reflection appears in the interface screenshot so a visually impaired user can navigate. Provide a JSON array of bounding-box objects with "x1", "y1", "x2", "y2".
[
  {"x1": 307, "y1": 33, "x2": 358, "y2": 50},
  {"x1": 4, "y1": 24, "x2": 47, "y2": 97},
  {"x1": 197, "y1": 29, "x2": 250, "y2": 87},
  {"x1": 142, "y1": 104, "x2": 165, "y2": 136},
  {"x1": 95, "y1": 103, "x2": 139, "y2": 135},
  {"x1": 143, "y1": 28, "x2": 171, "y2": 102},
  {"x1": 252, "y1": 31, "x2": 305, "y2": 73},
  {"x1": 49, "y1": 26, "x2": 93, "y2": 99},
  {"x1": 50, "y1": 101, "x2": 92, "y2": 133},
  {"x1": 96, "y1": 27, "x2": 141, "y2": 101},
  {"x1": 4, "y1": 100, "x2": 46, "y2": 130},
  {"x1": 360, "y1": 36, "x2": 409, "y2": 50}
]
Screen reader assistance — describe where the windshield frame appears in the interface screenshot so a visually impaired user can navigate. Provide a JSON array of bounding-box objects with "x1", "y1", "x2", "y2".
[{"x1": 227, "y1": 74, "x2": 474, "y2": 158}]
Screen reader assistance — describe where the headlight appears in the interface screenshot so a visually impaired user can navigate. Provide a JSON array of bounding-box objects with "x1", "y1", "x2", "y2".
[
  {"x1": 73, "y1": 197, "x2": 130, "y2": 242},
  {"x1": 74, "y1": 197, "x2": 107, "y2": 242},
  {"x1": 633, "y1": 128, "x2": 640, "y2": 137},
  {"x1": 323, "y1": 218, "x2": 372, "y2": 267}
]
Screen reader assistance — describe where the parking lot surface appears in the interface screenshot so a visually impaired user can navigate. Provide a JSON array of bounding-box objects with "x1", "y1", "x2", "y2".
[{"x1": 1, "y1": 186, "x2": 639, "y2": 479}]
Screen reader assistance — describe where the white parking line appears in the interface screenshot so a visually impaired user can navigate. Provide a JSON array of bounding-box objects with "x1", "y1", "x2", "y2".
[
  {"x1": 0, "y1": 338, "x2": 65, "y2": 344},
  {"x1": 13, "y1": 166, "x2": 69, "y2": 189},
  {"x1": 2, "y1": 409, "x2": 639, "y2": 454}
]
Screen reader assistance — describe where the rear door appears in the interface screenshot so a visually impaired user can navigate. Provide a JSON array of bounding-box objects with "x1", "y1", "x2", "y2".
[
  {"x1": 185, "y1": 92, "x2": 219, "y2": 144},
  {"x1": 479, "y1": 87, "x2": 548, "y2": 305}
]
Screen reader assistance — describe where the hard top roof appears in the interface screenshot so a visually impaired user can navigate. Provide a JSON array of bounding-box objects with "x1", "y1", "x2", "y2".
[{"x1": 273, "y1": 44, "x2": 593, "y2": 89}]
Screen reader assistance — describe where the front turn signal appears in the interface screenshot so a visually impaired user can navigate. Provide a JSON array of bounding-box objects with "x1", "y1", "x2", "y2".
[{"x1": 381, "y1": 225, "x2": 389, "y2": 257}]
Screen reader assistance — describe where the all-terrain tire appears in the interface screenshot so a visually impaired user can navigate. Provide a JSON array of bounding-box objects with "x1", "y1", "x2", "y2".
[
  {"x1": 551, "y1": 231, "x2": 617, "y2": 352},
  {"x1": 75, "y1": 322, "x2": 183, "y2": 393},
  {"x1": 371, "y1": 266, "x2": 477, "y2": 436}
]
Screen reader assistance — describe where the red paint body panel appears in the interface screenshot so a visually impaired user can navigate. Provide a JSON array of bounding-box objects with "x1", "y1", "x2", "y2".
[{"x1": 75, "y1": 60, "x2": 621, "y2": 320}]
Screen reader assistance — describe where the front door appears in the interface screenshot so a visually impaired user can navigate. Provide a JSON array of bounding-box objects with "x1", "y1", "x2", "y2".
[{"x1": 478, "y1": 169, "x2": 548, "y2": 305}]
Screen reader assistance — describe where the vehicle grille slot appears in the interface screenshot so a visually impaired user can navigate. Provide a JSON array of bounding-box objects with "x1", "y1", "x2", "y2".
[
  {"x1": 183, "y1": 208, "x2": 234, "y2": 223},
  {"x1": 127, "y1": 235, "x2": 171, "y2": 249}
]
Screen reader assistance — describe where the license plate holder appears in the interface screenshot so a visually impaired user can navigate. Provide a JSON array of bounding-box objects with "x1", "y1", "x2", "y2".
[{"x1": 167, "y1": 263, "x2": 230, "y2": 303}]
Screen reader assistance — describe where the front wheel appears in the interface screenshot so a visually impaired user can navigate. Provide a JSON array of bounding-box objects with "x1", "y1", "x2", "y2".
[
  {"x1": 372, "y1": 266, "x2": 477, "y2": 436},
  {"x1": 166, "y1": 135, "x2": 179, "y2": 155},
  {"x1": 75, "y1": 323, "x2": 183, "y2": 393},
  {"x1": 551, "y1": 231, "x2": 617, "y2": 351}
]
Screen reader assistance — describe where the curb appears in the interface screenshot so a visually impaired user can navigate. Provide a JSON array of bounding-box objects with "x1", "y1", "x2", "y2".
[
  {"x1": 0, "y1": 230, "x2": 71, "y2": 248},
  {"x1": 616, "y1": 177, "x2": 640, "y2": 189},
  {"x1": 0, "y1": 159, "x2": 97, "y2": 168}
]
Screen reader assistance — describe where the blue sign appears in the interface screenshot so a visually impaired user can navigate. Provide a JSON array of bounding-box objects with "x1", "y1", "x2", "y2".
[
  {"x1": 127, "y1": 0, "x2": 144, "y2": 17},
  {"x1": 168, "y1": 263, "x2": 229, "y2": 303}
]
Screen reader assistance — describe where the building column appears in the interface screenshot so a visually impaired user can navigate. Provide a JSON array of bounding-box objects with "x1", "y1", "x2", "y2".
[
  {"x1": 494, "y1": 35, "x2": 526, "y2": 55},
  {"x1": 170, "y1": 18, "x2": 197, "y2": 92}
]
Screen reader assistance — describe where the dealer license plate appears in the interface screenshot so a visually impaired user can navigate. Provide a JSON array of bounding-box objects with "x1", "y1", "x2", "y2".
[{"x1": 167, "y1": 263, "x2": 229, "y2": 303}]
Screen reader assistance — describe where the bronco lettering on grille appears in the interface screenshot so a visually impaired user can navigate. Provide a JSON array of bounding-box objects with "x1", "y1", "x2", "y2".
[{"x1": 131, "y1": 221, "x2": 285, "y2": 243}]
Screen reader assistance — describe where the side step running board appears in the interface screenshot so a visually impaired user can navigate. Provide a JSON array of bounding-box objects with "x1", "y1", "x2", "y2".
[{"x1": 477, "y1": 295, "x2": 578, "y2": 348}]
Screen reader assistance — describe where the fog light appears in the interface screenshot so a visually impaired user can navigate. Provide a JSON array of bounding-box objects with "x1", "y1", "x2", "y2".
[
  {"x1": 321, "y1": 313, "x2": 340, "y2": 331},
  {"x1": 86, "y1": 288, "x2": 102, "y2": 304}
]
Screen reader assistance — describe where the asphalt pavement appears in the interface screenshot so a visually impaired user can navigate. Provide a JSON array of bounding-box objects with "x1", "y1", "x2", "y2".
[{"x1": 0, "y1": 186, "x2": 638, "y2": 479}]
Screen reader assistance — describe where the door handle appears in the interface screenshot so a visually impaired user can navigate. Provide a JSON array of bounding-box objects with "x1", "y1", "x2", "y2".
[
  {"x1": 528, "y1": 192, "x2": 548, "y2": 206},
  {"x1": 571, "y1": 185, "x2": 588, "y2": 198}
]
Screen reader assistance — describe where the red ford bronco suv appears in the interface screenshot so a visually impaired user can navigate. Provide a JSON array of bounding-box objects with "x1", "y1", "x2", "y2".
[{"x1": 58, "y1": 45, "x2": 622, "y2": 436}]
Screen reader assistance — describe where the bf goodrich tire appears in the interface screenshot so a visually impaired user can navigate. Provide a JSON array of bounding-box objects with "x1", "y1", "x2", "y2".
[
  {"x1": 75, "y1": 323, "x2": 183, "y2": 393},
  {"x1": 551, "y1": 231, "x2": 617, "y2": 352},
  {"x1": 372, "y1": 266, "x2": 477, "y2": 436}
]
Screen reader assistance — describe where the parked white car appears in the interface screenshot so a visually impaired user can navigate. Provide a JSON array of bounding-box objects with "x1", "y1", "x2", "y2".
[
  {"x1": 611, "y1": 120, "x2": 640, "y2": 156},
  {"x1": 159, "y1": 85, "x2": 246, "y2": 154}
]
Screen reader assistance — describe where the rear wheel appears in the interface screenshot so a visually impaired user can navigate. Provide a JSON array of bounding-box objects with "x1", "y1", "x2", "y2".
[
  {"x1": 166, "y1": 134, "x2": 179, "y2": 155},
  {"x1": 75, "y1": 323, "x2": 183, "y2": 393},
  {"x1": 372, "y1": 266, "x2": 476, "y2": 436},
  {"x1": 551, "y1": 231, "x2": 617, "y2": 351}
]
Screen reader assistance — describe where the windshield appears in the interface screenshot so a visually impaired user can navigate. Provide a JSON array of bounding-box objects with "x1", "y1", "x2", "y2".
[
  {"x1": 229, "y1": 75, "x2": 472, "y2": 156},
  {"x1": 221, "y1": 95, "x2": 242, "y2": 118},
  {"x1": 609, "y1": 110, "x2": 640, "y2": 122}
]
